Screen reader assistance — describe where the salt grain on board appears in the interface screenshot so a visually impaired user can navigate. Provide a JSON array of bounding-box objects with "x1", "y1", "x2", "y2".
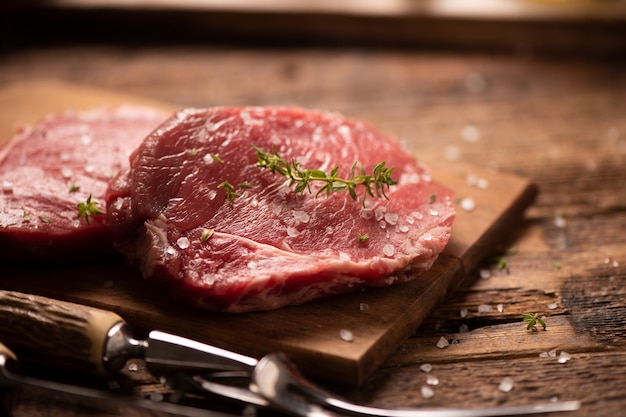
[
  {"x1": 460, "y1": 197, "x2": 476, "y2": 212},
  {"x1": 339, "y1": 329, "x2": 354, "y2": 342}
]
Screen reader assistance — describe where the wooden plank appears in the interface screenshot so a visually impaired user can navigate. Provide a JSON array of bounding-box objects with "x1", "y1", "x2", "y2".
[{"x1": 0, "y1": 80, "x2": 537, "y2": 386}]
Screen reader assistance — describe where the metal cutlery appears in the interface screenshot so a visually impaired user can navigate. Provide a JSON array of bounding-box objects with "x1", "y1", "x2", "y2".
[
  {"x1": 0, "y1": 290, "x2": 581, "y2": 417},
  {"x1": 0, "y1": 340, "x2": 235, "y2": 417}
]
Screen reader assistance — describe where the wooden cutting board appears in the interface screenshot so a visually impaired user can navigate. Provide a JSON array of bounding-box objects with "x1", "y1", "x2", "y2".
[{"x1": 0, "y1": 80, "x2": 538, "y2": 386}]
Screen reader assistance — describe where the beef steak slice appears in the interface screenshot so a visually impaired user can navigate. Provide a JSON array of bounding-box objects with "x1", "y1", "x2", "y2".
[
  {"x1": 106, "y1": 107, "x2": 455, "y2": 312},
  {"x1": 0, "y1": 106, "x2": 166, "y2": 262}
]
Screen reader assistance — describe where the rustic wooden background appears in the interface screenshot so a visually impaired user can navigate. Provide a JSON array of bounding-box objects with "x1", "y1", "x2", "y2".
[{"x1": 1, "y1": 2, "x2": 626, "y2": 416}]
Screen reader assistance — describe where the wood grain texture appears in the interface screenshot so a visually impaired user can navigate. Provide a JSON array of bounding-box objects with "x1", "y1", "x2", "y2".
[
  {"x1": 0, "y1": 80, "x2": 536, "y2": 386},
  {"x1": 0, "y1": 44, "x2": 624, "y2": 416}
]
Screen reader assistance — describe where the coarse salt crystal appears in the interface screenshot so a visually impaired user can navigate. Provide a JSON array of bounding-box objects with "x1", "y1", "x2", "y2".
[
  {"x1": 443, "y1": 145, "x2": 461, "y2": 161},
  {"x1": 384, "y1": 212, "x2": 399, "y2": 225},
  {"x1": 554, "y1": 215, "x2": 567, "y2": 228},
  {"x1": 419, "y1": 363, "x2": 433, "y2": 373},
  {"x1": 286, "y1": 227, "x2": 300, "y2": 237},
  {"x1": 428, "y1": 208, "x2": 439, "y2": 216},
  {"x1": 497, "y1": 304, "x2": 504, "y2": 313},
  {"x1": 436, "y1": 336, "x2": 449, "y2": 349},
  {"x1": 558, "y1": 351, "x2": 571, "y2": 363},
  {"x1": 426, "y1": 375, "x2": 439, "y2": 386},
  {"x1": 420, "y1": 386, "x2": 435, "y2": 399},
  {"x1": 461, "y1": 125, "x2": 481, "y2": 142},
  {"x1": 176, "y1": 237, "x2": 190, "y2": 249},
  {"x1": 80, "y1": 134, "x2": 92, "y2": 146},
  {"x1": 539, "y1": 352, "x2": 549, "y2": 358},
  {"x1": 460, "y1": 308, "x2": 468, "y2": 318},
  {"x1": 359, "y1": 303, "x2": 369, "y2": 312},
  {"x1": 292, "y1": 210, "x2": 310, "y2": 224},
  {"x1": 548, "y1": 303, "x2": 558, "y2": 310},
  {"x1": 460, "y1": 197, "x2": 476, "y2": 212},
  {"x1": 498, "y1": 377, "x2": 514, "y2": 393},
  {"x1": 2, "y1": 181, "x2": 13, "y2": 193},
  {"x1": 165, "y1": 246, "x2": 177, "y2": 256},
  {"x1": 374, "y1": 206, "x2": 386, "y2": 221},
  {"x1": 548, "y1": 349, "x2": 557, "y2": 357},
  {"x1": 339, "y1": 329, "x2": 354, "y2": 342},
  {"x1": 383, "y1": 244, "x2": 395, "y2": 257},
  {"x1": 478, "y1": 304, "x2": 493, "y2": 313},
  {"x1": 480, "y1": 269, "x2": 491, "y2": 279},
  {"x1": 422, "y1": 233, "x2": 432, "y2": 241},
  {"x1": 128, "y1": 363, "x2": 139, "y2": 372}
]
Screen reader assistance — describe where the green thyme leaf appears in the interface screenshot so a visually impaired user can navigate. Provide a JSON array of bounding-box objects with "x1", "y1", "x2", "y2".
[
  {"x1": 522, "y1": 312, "x2": 546, "y2": 331},
  {"x1": 77, "y1": 194, "x2": 103, "y2": 224}
]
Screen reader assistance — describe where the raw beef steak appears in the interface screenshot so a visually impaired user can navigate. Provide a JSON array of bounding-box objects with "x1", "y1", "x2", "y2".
[
  {"x1": 0, "y1": 106, "x2": 166, "y2": 262},
  {"x1": 106, "y1": 107, "x2": 455, "y2": 312}
]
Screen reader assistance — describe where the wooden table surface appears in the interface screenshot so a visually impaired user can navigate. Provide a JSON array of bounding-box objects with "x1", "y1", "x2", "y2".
[{"x1": 1, "y1": 7, "x2": 626, "y2": 417}]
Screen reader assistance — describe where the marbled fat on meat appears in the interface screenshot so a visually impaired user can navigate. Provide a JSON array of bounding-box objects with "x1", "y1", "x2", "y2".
[
  {"x1": 0, "y1": 106, "x2": 167, "y2": 262},
  {"x1": 106, "y1": 107, "x2": 455, "y2": 312}
]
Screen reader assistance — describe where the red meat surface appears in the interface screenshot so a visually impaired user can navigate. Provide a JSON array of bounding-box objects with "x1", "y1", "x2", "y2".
[
  {"x1": 106, "y1": 107, "x2": 455, "y2": 312},
  {"x1": 0, "y1": 106, "x2": 167, "y2": 262}
]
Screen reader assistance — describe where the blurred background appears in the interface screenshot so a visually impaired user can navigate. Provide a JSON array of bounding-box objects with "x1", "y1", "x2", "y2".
[{"x1": 2, "y1": 0, "x2": 626, "y2": 54}]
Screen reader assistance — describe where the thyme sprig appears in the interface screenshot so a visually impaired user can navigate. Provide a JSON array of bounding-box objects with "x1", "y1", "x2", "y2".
[
  {"x1": 254, "y1": 145, "x2": 397, "y2": 204},
  {"x1": 522, "y1": 312, "x2": 546, "y2": 331},
  {"x1": 77, "y1": 194, "x2": 103, "y2": 224}
]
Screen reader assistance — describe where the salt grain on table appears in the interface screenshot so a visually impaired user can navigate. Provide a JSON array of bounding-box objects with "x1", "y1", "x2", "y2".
[
  {"x1": 478, "y1": 304, "x2": 493, "y2": 313},
  {"x1": 558, "y1": 351, "x2": 572, "y2": 363},
  {"x1": 498, "y1": 377, "x2": 514, "y2": 393},
  {"x1": 420, "y1": 363, "x2": 433, "y2": 373},
  {"x1": 420, "y1": 386, "x2": 435, "y2": 399},
  {"x1": 436, "y1": 336, "x2": 450, "y2": 349},
  {"x1": 426, "y1": 375, "x2": 439, "y2": 386}
]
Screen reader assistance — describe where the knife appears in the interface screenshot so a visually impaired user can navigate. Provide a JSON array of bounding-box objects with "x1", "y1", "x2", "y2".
[
  {"x1": 0, "y1": 290, "x2": 581, "y2": 417},
  {"x1": 0, "y1": 290, "x2": 255, "y2": 378},
  {"x1": 0, "y1": 340, "x2": 238, "y2": 417}
]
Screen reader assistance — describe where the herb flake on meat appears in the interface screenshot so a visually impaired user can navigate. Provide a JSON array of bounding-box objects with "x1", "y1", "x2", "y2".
[{"x1": 77, "y1": 194, "x2": 103, "y2": 224}]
